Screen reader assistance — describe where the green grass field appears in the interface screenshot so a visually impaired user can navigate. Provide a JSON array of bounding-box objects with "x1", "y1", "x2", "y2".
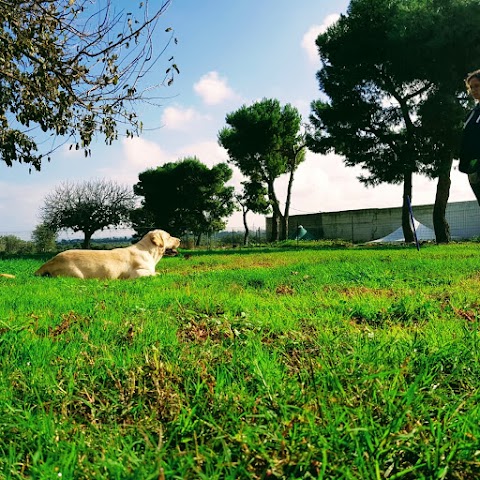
[{"x1": 1, "y1": 243, "x2": 480, "y2": 479}]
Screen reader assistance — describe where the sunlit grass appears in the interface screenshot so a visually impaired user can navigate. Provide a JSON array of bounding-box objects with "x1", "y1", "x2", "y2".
[{"x1": 1, "y1": 243, "x2": 480, "y2": 478}]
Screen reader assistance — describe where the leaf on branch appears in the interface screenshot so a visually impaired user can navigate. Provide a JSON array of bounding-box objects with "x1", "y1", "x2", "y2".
[
  {"x1": 165, "y1": 27, "x2": 172, "y2": 32},
  {"x1": 0, "y1": 0, "x2": 179, "y2": 169},
  {"x1": 173, "y1": 64, "x2": 180, "y2": 74}
]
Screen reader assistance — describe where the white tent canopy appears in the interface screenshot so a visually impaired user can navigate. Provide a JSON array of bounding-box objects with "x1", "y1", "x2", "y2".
[{"x1": 370, "y1": 218, "x2": 436, "y2": 243}]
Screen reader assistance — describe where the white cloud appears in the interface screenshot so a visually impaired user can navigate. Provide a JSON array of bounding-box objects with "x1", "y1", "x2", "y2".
[
  {"x1": 101, "y1": 138, "x2": 231, "y2": 187},
  {"x1": 121, "y1": 137, "x2": 169, "y2": 170},
  {"x1": 95, "y1": 137, "x2": 170, "y2": 186},
  {"x1": 0, "y1": 182, "x2": 50, "y2": 236},
  {"x1": 194, "y1": 71, "x2": 238, "y2": 105},
  {"x1": 176, "y1": 140, "x2": 228, "y2": 167},
  {"x1": 302, "y1": 13, "x2": 340, "y2": 64},
  {"x1": 161, "y1": 105, "x2": 211, "y2": 131}
]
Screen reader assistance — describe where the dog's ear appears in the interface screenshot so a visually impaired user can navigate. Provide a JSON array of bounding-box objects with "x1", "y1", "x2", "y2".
[{"x1": 149, "y1": 231, "x2": 164, "y2": 248}]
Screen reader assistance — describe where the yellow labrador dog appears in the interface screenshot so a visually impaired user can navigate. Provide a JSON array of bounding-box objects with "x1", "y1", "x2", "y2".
[{"x1": 33, "y1": 229, "x2": 180, "y2": 279}]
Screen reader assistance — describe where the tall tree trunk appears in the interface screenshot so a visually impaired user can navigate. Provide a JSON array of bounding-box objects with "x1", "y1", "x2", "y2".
[
  {"x1": 242, "y1": 207, "x2": 250, "y2": 246},
  {"x1": 402, "y1": 172, "x2": 414, "y2": 243},
  {"x1": 267, "y1": 180, "x2": 282, "y2": 242},
  {"x1": 270, "y1": 212, "x2": 279, "y2": 242},
  {"x1": 280, "y1": 216, "x2": 288, "y2": 241},
  {"x1": 433, "y1": 159, "x2": 453, "y2": 244},
  {"x1": 281, "y1": 167, "x2": 296, "y2": 241},
  {"x1": 82, "y1": 230, "x2": 94, "y2": 249}
]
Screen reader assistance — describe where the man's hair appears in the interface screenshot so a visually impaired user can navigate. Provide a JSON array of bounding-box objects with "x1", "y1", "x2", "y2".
[{"x1": 466, "y1": 69, "x2": 480, "y2": 88}]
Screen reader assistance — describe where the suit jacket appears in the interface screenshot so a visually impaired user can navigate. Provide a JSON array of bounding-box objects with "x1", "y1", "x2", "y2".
[{"x1": 459, "y1": 104, "x2": 480, "y2": 173}]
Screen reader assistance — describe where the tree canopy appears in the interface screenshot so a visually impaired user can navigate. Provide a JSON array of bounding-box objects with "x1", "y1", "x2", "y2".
[
  {"x1": 0, "y1": 0, "x2": 177, "y2": 171},
  {"x1": 218, "y1": 98, "x2": 305, "y2": 241},
  {"x1": 31, "y1": 223, "x2": 57, "y2": 252},
  {"x1": 308, "y1": 0, "x2": 480, "y2": 242},
  {"x1": 41, "y1": 179, "x2": 136, "y2": 248},
  {"x1": 132, "y1": 157, "x2": 236, "y2": 243}
]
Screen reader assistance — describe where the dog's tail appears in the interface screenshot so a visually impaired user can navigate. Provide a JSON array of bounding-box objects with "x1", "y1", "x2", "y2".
[{"x1": 0, "y1": 273, "x2": 15, "y2": 279}]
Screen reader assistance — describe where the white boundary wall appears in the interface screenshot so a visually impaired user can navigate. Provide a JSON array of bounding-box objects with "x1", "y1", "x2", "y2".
[{"x1": 267, "y1": 201, "x2": 480, "y2": 243}]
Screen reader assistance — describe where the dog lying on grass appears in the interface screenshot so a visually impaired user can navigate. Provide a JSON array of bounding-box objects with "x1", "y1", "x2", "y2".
[{"x1": 1, "y1": 230, "x2": 180, "y2": 280}]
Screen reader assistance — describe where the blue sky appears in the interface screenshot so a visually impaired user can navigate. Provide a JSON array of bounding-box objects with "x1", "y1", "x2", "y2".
[{"x1": 0, "y1": 0, "x2": 475, "y2": 239}]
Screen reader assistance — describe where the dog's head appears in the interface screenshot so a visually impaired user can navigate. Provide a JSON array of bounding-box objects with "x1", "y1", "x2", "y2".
[{"x1": 148, "y1": 230, "x2": 180, "y2": 256}]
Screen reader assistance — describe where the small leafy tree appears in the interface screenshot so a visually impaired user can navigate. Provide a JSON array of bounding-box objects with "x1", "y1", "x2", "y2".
[
  {"x1": 41, "y1": 179, "x2": 136, "y2": 248},
  {"x1": 133, "y1": 157, "x2": 236, "y2": 245},
  {"x1": 0, "y1": 236, "x2": 33, "y2": 254},
  {"x1": 0, "y1": 0, "x2": 178, "y2": 171},
  {"x1": 219, "y1": 99, "x2": 306, "y2": 241},
  {"x1": 236, "y1": 180, "x2": 271, "y2": 246},
  {"x1": 31, "y1": 223, "x2": 58, "y2": 252}
]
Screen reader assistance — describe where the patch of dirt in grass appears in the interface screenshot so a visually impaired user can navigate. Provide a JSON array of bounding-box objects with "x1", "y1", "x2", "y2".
[
  {"x1": 114, "y1": 322, "x2": 138, "y2": 346},
  {"x1": 49, "y1": 311, "x2": 88, "y2": 337},
  {"x1": 465, "y1": 271, "x2": 480, "y2": 282},
  {"x1": 437, "y1": 295, "x2": 480, "y2": 322},
  {"x1": 281, "y1": 344, "x2": 322, "y2": 376},
  {"x1": 261, "y1": 327, "x2": 320, "y2": 375},
  {"x1": 67, "y1": 358, "x2": 184, "y2": 425},
  {"x1": 177, "y1": 316, "x2": 234, "y2": 344},
  {"x1": 323, "y1": 285, "x2": 397, "y2": 298},
  {"x1": 183, "y1": 258, "x2": 285, "y2": 274},
  {"x1": 349, "y1": 312, "x2": 387, "y2": 328},
  {"x1": 453, "y1": 308, "x2": 478, "y2": 322},
  {"x1": 276, "y1": 284, "x2": 295, "y2": 295}
]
